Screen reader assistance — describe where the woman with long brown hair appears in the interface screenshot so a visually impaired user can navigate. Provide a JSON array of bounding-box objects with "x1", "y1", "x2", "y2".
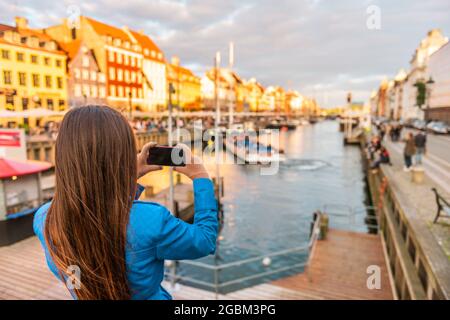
[{"x1": 33, "y1": 105, "x2": 218, "y2": 299}]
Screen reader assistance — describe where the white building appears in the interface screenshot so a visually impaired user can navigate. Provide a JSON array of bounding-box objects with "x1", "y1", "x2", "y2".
[
  {"x1": 201, "y1": 68, "x2": 236, "y2": 111},
  {"x1": 402, "y1": 29, "x2": 448, "y2": 120},
  {"x1": 125, "y1": 28, "x2": 167, "y2": 112},
  {"x1": 427, "y1": 42, "x2": 450, "y2": 124}
]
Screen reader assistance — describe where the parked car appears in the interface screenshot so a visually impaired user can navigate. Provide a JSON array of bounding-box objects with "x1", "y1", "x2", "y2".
[
  {"x1": 404, "y1": 118, "x2": 418, "y2": 128},
  {"x1": 427, "y1": 121, "x2": 449, "y2": 134},
  {"x1": 413, "y1": 119, "x2": 427, "y2": 131}
]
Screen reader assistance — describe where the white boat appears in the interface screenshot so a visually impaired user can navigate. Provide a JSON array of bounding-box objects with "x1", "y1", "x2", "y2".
[{"x1": 224, "y1": 136, "x2": 286, "y2": 164}]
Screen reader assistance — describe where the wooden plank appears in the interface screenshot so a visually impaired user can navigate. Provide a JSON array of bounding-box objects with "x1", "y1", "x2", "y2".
[
  {"x1": 271, "y1": 229, "x2": 393, "y2": 300},
  {"x1": 0, "y1": 229, "x2": 393, "y2": 300}
]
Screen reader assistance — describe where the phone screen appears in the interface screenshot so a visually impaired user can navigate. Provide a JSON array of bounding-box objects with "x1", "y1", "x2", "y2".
[{"x1": 147, "y1": 146, "x2": 186, "y2": 167}]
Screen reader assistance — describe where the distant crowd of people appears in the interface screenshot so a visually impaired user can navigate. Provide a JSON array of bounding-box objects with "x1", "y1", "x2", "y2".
[{"x1": 369, "y1": 122, "x2": 427, "y2": 172}]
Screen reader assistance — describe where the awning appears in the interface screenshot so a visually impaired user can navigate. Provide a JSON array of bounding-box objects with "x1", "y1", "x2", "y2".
[{"x1": 0, "y1": 158, "x2": 52, "y2": 179}]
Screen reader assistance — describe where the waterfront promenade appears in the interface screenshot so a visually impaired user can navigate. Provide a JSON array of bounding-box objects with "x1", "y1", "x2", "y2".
[
  {"x1": 366, "y1": 132, "x2": 450, "y2": 299},
  {"x1": 0, "y1": 228, "x2": 392, "y2": 300},
  {"x1": 384, "y1": 137, "x2": 450, "y2": 257}
]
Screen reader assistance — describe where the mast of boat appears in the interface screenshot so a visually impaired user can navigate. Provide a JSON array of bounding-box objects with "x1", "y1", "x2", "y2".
[
  {"x1": 228, "y1": 41, "x2": 234, "y2": 127},
  {"x1": 214, "y1": 51, "x2": 223, "y2": 265}
]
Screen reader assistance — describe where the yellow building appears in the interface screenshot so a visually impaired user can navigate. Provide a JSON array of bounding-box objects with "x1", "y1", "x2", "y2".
[
  {"x1": 261, "y1": 86, "x2": 286, "y2": 113},
  {"x1": 245, "y1": 78, "x2": 264, "y2": 112},
  {"x1": 0, "y1": 17, "x2": 68, "y2": 127},
  {"x1": 167, "y1": 57, "x2": 201, "y2": 111}
]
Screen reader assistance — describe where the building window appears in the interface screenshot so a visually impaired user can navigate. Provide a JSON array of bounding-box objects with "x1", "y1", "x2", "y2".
[
  {"x1": 132, "y1": 87, "x2": 137, "y2": 98},
  {"x1": 74, "y1": 68, "x2": 81, "y2": 79},
  {"x1": 110, "y1": 85, "x2": 116, "y2": 97},
  {"x1": 109, "y1": 67, "x2": 116, "y2": 80},
  {"x1": 44, "y1": 57, "x2": 50, "y2": 66},
  {"x1": 138, "y1": 88, "x2": 142, "y2": 98},
  {"x1": 31, "y1": 55, "x2": 38, "y2": 64},
  {"x1": 131, "y1": 71, "x2": 136, "y2": 83},
  {"x1": 117, "y1": 69, "x2": 123, "y2": 81},
  {"x1": 56, "y1": 59, "x2": 62, "y2": 67},
  {"x1": 1, "y1": 49, "x2": 10, "y2": 59},
  {"x1": 18, "y1": 72, "x2": 26, "y2": 86},
  {"x1": 117, "y1": 53, "x2": 122, "y2": 64},
  {"x1": 83, "y1": 84, "x2": 90, "y2": 97},
  {"x1": 74, "y1": 84, "x2": 82, "y2": 97},
  {"x1": 108, "y1": 50, "x2": 115, "y2": 62},
  {"x1": 99, "y1": 86, "x2": 106, "y2": 98},
  {"x1": 45, "y1": 75, "x2": 52, "y2": 88},
  {"x1": 22, "y1": 98, "x2": 29, "y2": 110},
  {"x1": 32, "y1": 74, "x2": 40, "y2": 87},
  {"x1": 82, "y1": 70, "x2": 89, "y2": 80},
  {"x1": 47, "y1": 98, "x2": 54, "y2": 110},
  {"x1": 57, "y1": 77, "x2": 63, "y2": 89},
  {"x1": 131, "y1": 57, "x2": 136, "y2": 67},
  {"x1": 16, "y1": 52, "x2": 24, "y2": 61},
  {"x1": 99, "y1": 73, "x2": 106, "y2": 83},
  {"x1": 91, "y1": 86, "x2": 98, "y2": 98},
  {"x1": 3, "y1": 70, "x2": 12, "y2": 84},
  {"x1": 82, "y1": 56, "x2": 89, "y2": 67},
  {"x1": 91, "y1": 71, "x2": 97, "y2": 81},
  {"x1": 59, "y1": 99, "x2": 65, "y2": 110},
  {"x1": 6, "y1": 95, "x2": 14, "y2": 108},
  {"x1": 125, "y1": 70, "x2": 130, "y2": 83},
  {"x1": 118, "y1": 86, "x2": 124, "y2": 97},
  {"x1": 124, "y1": 55, "x2": 129, "y2": 66}
]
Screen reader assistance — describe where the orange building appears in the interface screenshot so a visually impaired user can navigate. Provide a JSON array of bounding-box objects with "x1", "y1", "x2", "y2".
[
  {"x1": 167, "y1": 57, "x2": 201, "y2": 111},
  {"x1": 45, "y1": 16, "x2": 145, "y2": 111}
]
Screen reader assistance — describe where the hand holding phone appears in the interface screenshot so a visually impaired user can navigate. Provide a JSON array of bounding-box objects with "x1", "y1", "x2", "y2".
[
  {"x1": 137, "y1": 142, "x2": 163, "y2": 178},
  {"x1": 173, "y1": 144, "x2": 210, "y2": 180},
  {"x1": 147, "y1": 145, "x2": 186, "y2": 167}
]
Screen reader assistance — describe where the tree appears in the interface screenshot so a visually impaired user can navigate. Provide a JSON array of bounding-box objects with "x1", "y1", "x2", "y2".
[{"x1": 414, "y1": 81, "x2": 426, "y2": 108}]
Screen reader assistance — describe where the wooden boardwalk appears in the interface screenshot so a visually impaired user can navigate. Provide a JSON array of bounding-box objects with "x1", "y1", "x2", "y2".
[{"x1": 0, "y1": 229, "x2": 393, "y2": 300}]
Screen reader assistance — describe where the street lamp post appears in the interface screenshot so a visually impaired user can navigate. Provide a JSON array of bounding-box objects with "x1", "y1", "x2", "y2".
[
  {"x1": 426, "y1": 77, "x2": 435, "y2": 121},
  {"x1": 128, "y1": 91, "x2": 132, "y2": 119},
  {"x1": 168, "y1": 82, "x2": 177, "y2": 290}
]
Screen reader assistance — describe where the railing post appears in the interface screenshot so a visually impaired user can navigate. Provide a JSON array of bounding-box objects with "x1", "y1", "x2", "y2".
[{"x1": 214, "y1": 268, "x2": 219, "y2": 300}]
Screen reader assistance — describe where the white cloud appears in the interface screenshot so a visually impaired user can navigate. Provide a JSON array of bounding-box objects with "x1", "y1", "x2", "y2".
[{"x1": 1, "y1": 0, "x2": 449, "y2": 108}]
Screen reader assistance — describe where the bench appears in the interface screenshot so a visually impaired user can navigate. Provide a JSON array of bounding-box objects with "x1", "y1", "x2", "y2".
[{"x1": 431, "y1": 188, "x2": 450, "y2": 223}]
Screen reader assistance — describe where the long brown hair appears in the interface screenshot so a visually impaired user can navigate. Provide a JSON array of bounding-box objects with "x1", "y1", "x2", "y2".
[{"x1": 44, "y1": 105, "x2": 137, "y2": 299}]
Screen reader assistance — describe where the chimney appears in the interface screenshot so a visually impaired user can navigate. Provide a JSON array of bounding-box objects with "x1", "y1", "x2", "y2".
[
  {"x1": 171, "y1": 56, "x2": 180, "y2": 66},
  {"x1": 15, "y1": 17, "x2": 29, "y2": 29}
]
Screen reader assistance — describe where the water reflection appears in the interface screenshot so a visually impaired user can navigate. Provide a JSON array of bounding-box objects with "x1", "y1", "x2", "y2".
[{"x1": 141, "y1": 120, "x2": 369, "y2": 293}]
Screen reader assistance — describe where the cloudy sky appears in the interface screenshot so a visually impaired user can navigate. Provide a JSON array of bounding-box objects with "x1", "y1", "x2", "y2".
[{"x1": 1, "y1": 0, "x2": 449, "y2": 108}]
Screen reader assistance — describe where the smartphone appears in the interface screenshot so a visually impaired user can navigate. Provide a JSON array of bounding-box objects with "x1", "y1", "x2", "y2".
[{"x1": 147, "y1": 146, "x2": 186, "y2": 167}]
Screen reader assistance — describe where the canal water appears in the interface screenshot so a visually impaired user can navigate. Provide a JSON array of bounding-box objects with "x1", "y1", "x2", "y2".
[{"x1": 141, "y1": 120, "x2": 370, "y2": 293}]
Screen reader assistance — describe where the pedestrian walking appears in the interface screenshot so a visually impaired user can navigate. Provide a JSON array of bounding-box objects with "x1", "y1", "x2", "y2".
[
  {"x1": 414, "y1": 131, "x2": 427, "y2": 165},
  {"x1": 403, "y1": 132, "x2": 416, "y2": 171}
]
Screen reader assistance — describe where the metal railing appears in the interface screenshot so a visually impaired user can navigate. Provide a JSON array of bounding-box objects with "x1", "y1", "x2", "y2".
[
  {"x1": 165, "y1": 212, "x2": 323, "y2": 298},
  {"x1": 322, "y1": 203, "x2": 380, "y2": 231}
]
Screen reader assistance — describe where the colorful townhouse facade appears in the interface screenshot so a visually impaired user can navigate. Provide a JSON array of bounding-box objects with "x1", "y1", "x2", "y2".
[
  {"x1": 167, "y1": 57, "x2": 201, "y2": 111},
  {"x1": 0, "y1": 17, "x2": 68, "y2": 127},
  {"x1": 45, "y1": 16, "x2": 146, "y2": 112},
  {"x1": 125, "y1": 28, "x2": 167, "y2": 112},
  {"x1": 58, "y1": 40, "x2": 107, "y2": 107},
  {"x1": 261, "y1": 86, "x2": 286, "y2": 113},
  {"x1": 245, "y1": 78, "x2": 265, "y2": 112}
]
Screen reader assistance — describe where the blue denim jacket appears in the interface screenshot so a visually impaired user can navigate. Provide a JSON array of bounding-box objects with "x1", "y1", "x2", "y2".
[{"x1": 33, "y1": 178, "x2": 218, "y2": 300}]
